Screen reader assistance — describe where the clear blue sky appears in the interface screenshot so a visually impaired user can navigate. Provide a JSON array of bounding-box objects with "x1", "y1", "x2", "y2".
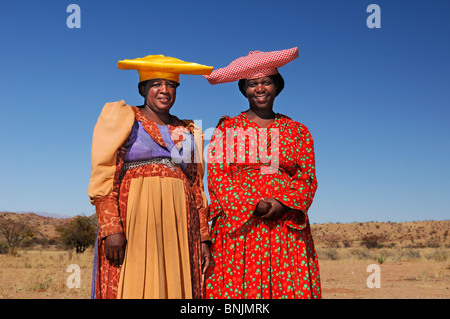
[{"x1": 1, "y1": 0, "x2": 449, "y2": 223}]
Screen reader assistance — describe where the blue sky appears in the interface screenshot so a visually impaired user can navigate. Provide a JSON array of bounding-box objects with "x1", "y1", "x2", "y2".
[{"x1": 0, "y1": 0, "x2": 449, "y2": 223}]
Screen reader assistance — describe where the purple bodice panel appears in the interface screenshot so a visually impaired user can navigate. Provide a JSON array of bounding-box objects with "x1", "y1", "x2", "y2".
[{"x1": 124, "y1": 121, "x2": 194, "y2": 171}]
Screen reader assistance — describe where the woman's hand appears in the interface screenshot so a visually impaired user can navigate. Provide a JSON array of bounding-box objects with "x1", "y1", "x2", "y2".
[
  {"x1": 254, "y1": 199, "x2": 272, "y2": 217},
  {"x1": 201, "y1": 242, "x2": 211, "y2": 274},
  {"x1": 254, "y1": 198, "x2": 289, "y2": 221},
  {"x1": 104, "y1": 233, "x2": 127, "y2": 267}
]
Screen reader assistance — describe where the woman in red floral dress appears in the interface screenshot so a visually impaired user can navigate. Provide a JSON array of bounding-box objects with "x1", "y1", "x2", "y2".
[{"x1": 203, "y1": 47, "x2": 321, "y2": 299}]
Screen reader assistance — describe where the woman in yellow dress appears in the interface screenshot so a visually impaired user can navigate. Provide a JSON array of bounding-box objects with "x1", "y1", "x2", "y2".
[{"x1": 88, "y1": 55, "x2": 213, "y2": 299}]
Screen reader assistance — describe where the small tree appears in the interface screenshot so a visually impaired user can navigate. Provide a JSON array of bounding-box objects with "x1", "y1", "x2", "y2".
[
  {"x1": 0, "y1": 215, "x2": 35, "y2": 254},
  {"x1": 323, "y1": 234, "x2": 343, "y2": 248},
  {"x1": 361, "y1": 234, "x2": 388, "y2": 249},
  {"x1": 56, "y1": 215, "x2": 96, "y2": 253}
]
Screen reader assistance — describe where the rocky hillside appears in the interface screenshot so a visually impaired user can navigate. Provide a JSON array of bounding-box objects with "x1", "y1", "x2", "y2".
[{"x1": 0, "y1": 212, "x2": 85, "y2": 244}]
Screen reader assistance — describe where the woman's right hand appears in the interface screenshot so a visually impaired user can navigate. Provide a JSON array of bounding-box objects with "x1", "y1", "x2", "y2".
[
  {"x1": 254, "y1": 198, "x2": 288, "y2": 221},
  {"x1": 254, "y1": 199, "x2": 272, "y2": 217},
  {"x1": 104, "y1": 233, "x2": 127, "y2": 267}
]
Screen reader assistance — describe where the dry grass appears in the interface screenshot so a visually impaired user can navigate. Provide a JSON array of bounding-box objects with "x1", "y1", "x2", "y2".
[
  {"x1": 319, "y1": 259, "x2": 450, "y2": 299},
  {"x1": 311, "y1": 220, "x2": 450, "y2": 249},
  {"x1": 0, "y1": 247, "x2": 94, "y2": 299},
  {"x1": 313, "y1": 222, "x2": 450, "y2": 299},
  {"x1": 0, "y1": 215, "x2": 449, "y2": 299},
  {"x1": 1, "y1": 246, "x2": 448, "y2": 299},
  {"x1": 312, "y1": 221, "x2": 450, "y2": 298},
  {"x1": 317, "y1": 246, "x2": 449, "y2": 263}
]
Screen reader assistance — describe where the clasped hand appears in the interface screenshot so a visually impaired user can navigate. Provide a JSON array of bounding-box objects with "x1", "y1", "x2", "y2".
[{"x1": 253, "y1": 198, "x2": 289, "y2": 220}]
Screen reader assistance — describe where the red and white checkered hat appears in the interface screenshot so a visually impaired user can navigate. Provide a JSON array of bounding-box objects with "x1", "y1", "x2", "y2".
[{"x1": 204, "y1": 47, "x2": 299, "y2": 85}]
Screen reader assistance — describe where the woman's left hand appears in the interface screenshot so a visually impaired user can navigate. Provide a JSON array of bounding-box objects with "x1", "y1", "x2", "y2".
[
  {"x1": 259, "y1": 198, "x2": 289, "y2": 221},
  {"x1": 201, "y1": 242, "x2": 211, "y2": 274}
]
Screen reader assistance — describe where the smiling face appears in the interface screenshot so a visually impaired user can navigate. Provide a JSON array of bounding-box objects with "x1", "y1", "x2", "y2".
[
  {"x1": 245, "y1": 76, "x2": 277, "y2": 112},
  {"x1": 143, "y1": 78, "x2": 178, "y2": 114}
]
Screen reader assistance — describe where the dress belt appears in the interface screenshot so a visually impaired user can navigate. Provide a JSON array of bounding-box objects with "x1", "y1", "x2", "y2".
[{"x1": 121, "y1": 157, "x2": 178, "y2": 173}]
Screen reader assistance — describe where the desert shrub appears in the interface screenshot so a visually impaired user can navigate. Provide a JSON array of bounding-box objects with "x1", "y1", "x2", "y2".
[
  {"x1": 425, "y1": 249, "x2": 448, "y2": 262},
  {"x1": 399, "y1": 248, "x2": 421, "y2": 261},
  {"x1": 56, "y1": 215, "x2": 96, "y2": 253},
  {"x1": 0, "y1": 216, "x2": 35, "y2": 254},
  {"x1": 360, "y1": 234, "x2": 388, "y2": 249},
  {"x1": 426, "y1": 238, "x2": 441, "y2": 248},
  {"x1": 376, "y1": 248, "x2": 396, "y2": 260},
  {"x1": 342, "y1": 240, "x2": 352, "y2": 248},
  {"x1": 318, "y1": 248, "x2": 340, "y2": 260},
  {"x1": 376, "y1": 256, "x2": 386, "y2": 264},
  {"x1": 21, "y1": 237, "x2": 37, "y2": 248},
  {"x1": 322, "y1": 234, "x2": 342, "y2": 248},
  {"x1": 350, "y1": 248, "x2": 375, "y2": 260},
  {"x1": 0, "y1": 242, "x2": 9, "y2": 254}
]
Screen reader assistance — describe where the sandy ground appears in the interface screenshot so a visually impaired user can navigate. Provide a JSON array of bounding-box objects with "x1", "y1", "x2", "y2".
[
  {"x1": 1, "y1": 216, "x2": 448, "y2": 300},
  {"x1": 319, "y1": 260, "x2": 450, "y2": 299},
  {"x1": 1, "y1": 258, "x2": 448, "y2": 299}
]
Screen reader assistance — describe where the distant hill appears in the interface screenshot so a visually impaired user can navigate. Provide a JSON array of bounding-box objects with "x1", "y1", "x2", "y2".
[
  {"x1": 0, "y1": 212, "x2": 93, "y2": 242},
  {"x1": 24, "y1": 212, "x2": 73, "y2": 219},
  {"x1": 311, "y1": 220, "x2": 450, "y2": 248},
  {"x1": 0, "y1": 211, "x2": 448, "y2": 249}
]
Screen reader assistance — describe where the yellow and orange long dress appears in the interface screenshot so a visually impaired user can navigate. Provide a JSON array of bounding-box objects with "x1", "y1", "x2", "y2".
[{"x1": 88, "y1": 100, "x2": 210, "y2": 299}]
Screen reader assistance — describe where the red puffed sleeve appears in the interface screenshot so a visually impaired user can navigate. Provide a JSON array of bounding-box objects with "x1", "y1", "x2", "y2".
[{"x1": 273, "y1": 122, "x2": 318, "y2": 230}]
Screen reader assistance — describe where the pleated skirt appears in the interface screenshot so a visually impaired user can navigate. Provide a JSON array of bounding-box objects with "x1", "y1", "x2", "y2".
[{"x1": 117, "y1": 175, "x2": 192, "y2": 299}]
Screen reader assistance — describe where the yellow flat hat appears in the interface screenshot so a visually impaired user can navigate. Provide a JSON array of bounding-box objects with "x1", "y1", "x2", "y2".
[{"x1": 117, "y1": 54, "x2": 214, "y2": 83}]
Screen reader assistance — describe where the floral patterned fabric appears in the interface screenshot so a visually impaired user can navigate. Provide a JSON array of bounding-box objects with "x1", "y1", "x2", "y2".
[{"x1": 204, "y1": 112, "x2": 321, "y2": 299}]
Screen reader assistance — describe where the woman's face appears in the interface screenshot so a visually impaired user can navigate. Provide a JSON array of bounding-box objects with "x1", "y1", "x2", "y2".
[
  {"x1": 245, "y1": 76, "x2": 277, "y2": 111},
  {"x1": 144, "y1": 79, "x2": 177, "y2": 114}
]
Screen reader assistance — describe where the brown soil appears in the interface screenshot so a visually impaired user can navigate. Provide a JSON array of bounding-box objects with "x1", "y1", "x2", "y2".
[
  {"x1": 320, "y1": 260, "x2": 450, "y2": 299},
  {"x1": 0, "y1": 212, "x2": 449, "y2": 299}
]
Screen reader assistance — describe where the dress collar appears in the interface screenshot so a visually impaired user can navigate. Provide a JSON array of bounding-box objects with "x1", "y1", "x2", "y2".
[
  {"x1": 131, "y1": 106, "x2": 187, "y2": 148},
  {"x1": 239, "y1": 111, "x2": 286, "y2": 131}
]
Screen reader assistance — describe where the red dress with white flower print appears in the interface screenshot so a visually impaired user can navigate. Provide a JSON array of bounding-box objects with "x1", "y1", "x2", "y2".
[{"x1": 205, "y1": 112, "x2": 321, "y2": 299}]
